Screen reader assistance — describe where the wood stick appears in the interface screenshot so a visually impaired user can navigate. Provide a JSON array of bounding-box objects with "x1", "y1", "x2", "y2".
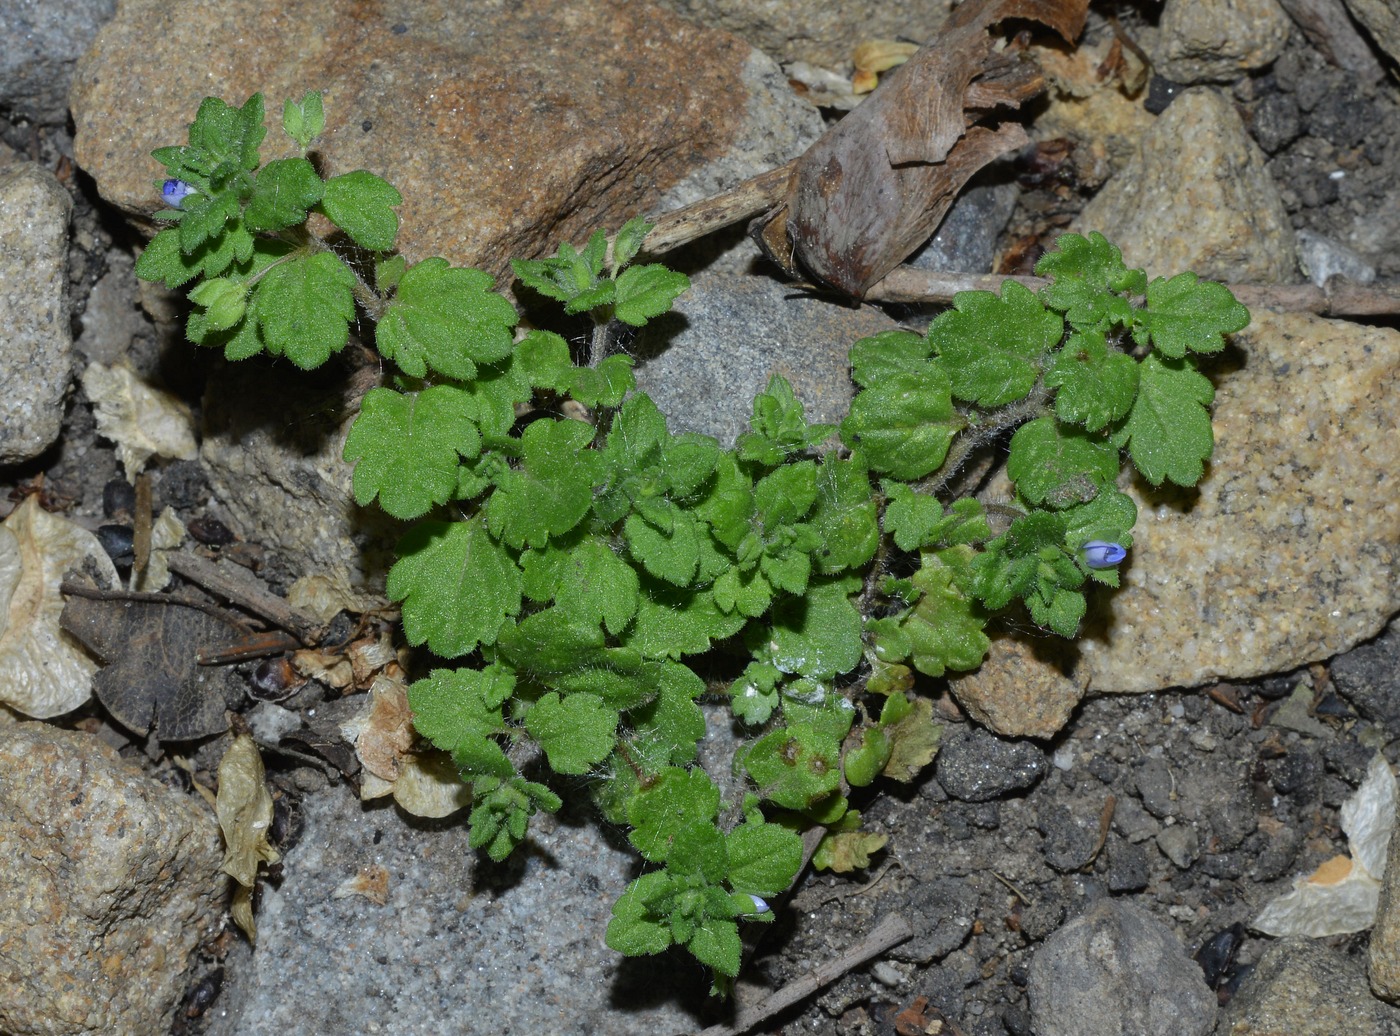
[
  {"x1": 863, "y1": 265, "x2": 1400, "y2": 316},
  {"x1": 640, "y1": 163, "x2": 794, "y2": 256},
  {"x1": 692, "y1": 913, "x2": 915, "y2": 1036},
  {"x1": 166, "y1": 551, "x2": 323, "y2": 644}
]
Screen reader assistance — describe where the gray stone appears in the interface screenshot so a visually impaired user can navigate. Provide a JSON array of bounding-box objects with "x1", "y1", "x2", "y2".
[
  {"x1": 1156, "y1": 823, "x2": 1201, "y2": 869},
  {"x1": 935, "y1": 726, "x2": 1047, "y2": 803},
  {"x1": 1027, "y1": 899, "x2": 1216, "y2": 1036},
  {"x1": 205, "y1": 779, "x2": 705, "y2": 1036},
  {"x1": 1223, "y1": 938, "x2": 1390, "y2": 1034},
  {"x1": 0, "y1": 723, "x2": 226, "y2": 1036},
  {"x1": 1344, "y1": 0, "x2": 1400, "y2": 64},
  {"x1": 0, "y1": 162, "x2": 72, "y2": 464},
  {"x1": 948, "y1": 308, "x2": 1400, "y2": 735},
  {"x1": 1250, "y1": 90, "x2": 1302, "y2": 154},
  {"x1": 1038, "y1": 803, "x2": 1102, "y2": 873},
  {"x1": 1152, "y1": 0, "x2": 1291, "y2": 83},
  {"x1": 75, "y1": 248, "x2": 148, "y2": 364},
  {"x1": 1333, "y1": 622, "x2": 1400, "y2": 738},
  {"x1": 906, "y1": 177, "x2": 1018, "y2": 275},
  {"x1": 889, "y1": 877, "x2": 978, "y2": 964},
  {"x1": 1134, "y1": 756, "x2": 1178, "y2": 819},
  {"x1": 1076, "y1": 87, "x2": 1296, "y2": 283},
  {"x1": 632, "y1": 271, "x2": 899, "y2": 448},
  {"x1": 1106, "y1": 837, "x2": 1149, "y2": 892},
  {"x1": 0, "y1": 0, "x2": 115, "y2": 124}
]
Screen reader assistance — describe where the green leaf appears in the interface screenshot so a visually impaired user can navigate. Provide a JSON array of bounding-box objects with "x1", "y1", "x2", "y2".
[
  {"x1": 740, "y1": 723, "x2": 844, "y2": 810},
  {"x1": 468, "y1": 777, "x2": 560, "y2": 861},
  {"x1": 513, "y1": 329, "x2": 574, "y2": 391},
  {"x1": 1045, "y1": 329, "x2": 1140, "y2": 432},
  {"x1": 377, "y1": 258, "x2": 518, "y2": 380},
  {"x1": 522, "y1": 535, "x2": 640, "y2": 636},
  {"x1": 1110, "y1": 352, "x2": 1215, "y2": 486},
  {"x1": 1141, "y1": 272, "x2": 1250, "y2": 358},
  {"x1": 320, "y1": 170, "x2": 403, "y2": 252},
  {"x1": 244, "y1": 157, "x2": 323, "y2": 232},
  {"x1": 626, "y1": 582, "x2": 746, "y2": 660},
  {"x1": 928, "y1": 281, "x2": 1064, "y2": 406},
  {"x1": 687, "y1": 918, "x2": 742, "y2": 977},
  {"x1": 607, "y1": 872, "x2": 679, "y2": 956},
  {"x1": 843, "y1": 727, "x2": 892, "y2": 788},
  {"x1": 524, "y1": 692, "x2": 618, "y2": 775},
  {"x1": 496, "y1": 610, "x2": 655, "y2": 709},
  {"x1": 868, "y1": 545, "x2": 990, "y2": 678},
  {"x1": 729, "y1": 662, "x2": 782, "y2": 725},
  {"x1": 628, "y1": 767, "x2": 722, "y2": 863},
  {"x1": 1035, "y1": 231, "x2": 1148, "y2": 329},
  {"x1": 255, "y1": 251, "x2": 357, "y2": 368},
  {"x1": 840, "y1": 368, "x2": 962, "y2": 480},
  {"x1": 566, "y1": 354, "x2": 635, "y2": 408},
  {"x1": 765, "y1": 577, "x2": 864, "y2": 680},
  {"x1": 187, "y1": 276, "x2": 247, "y2": 331},
  {"x1": 847, "y1": 329, "x2": 931, "y2": 389},
  {"x1": 624, "y1": 509, "x2": 701, "y2": 586},
  {"x1": 613, "y1": 264, "x2": 690, "y2": 326},
  {"x1": 735, "y1": 374, "x2": 835, "y2": 465},
  {"x1": 407, "y1": 666, "x2": 513, "y2": 777},
  {"x1": 485, "y1": 418, "x2": 598, "y2": 549},
  {"x1": 628, "y1": 662, "x2": 707, "y2": 766},
  {"x1": 754, "y1": 461, "x2": 817, "y2": 527},
  {"x1": 136, "y1": 225, "x2": 249, "y2": 288},
  {"x1": 1006, "y1": 416, "x2": 1119, "y2": 508},
  {"x1": 343, "y1": 384, "x2": 481, "y2": 520},
  {"x1": 387, "y1": 517, "x2": 523, "y2": 657},
  {"x1": 808, "y1": 452, "x2": 878, "y2": 574},
  {"x1": 282, "y1": 90, "x2": 324, "y2": 149},
  {"x1": 612, "y1": 216, "x2": 651, "y2": 272}
]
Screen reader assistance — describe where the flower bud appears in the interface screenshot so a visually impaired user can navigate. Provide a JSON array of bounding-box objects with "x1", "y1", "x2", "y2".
[
  {"x1": 162, "y1": 179, "x2": 196, "y2": 207},
  {"x1": 1082, "y1": 540, "x2": 1127, "y2": 568}
]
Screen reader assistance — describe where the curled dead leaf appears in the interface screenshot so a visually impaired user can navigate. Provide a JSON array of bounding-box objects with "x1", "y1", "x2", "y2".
[
  {"x1": 81, "y1": 362, "x2": 197, "y2": 481},
  {"x1": 851, "y1": 39, "x2": 920, "y2": 93},
  {"x1": 0, "y1": 497, "x2": 119, "y2": 718},
  {"x1": 216, "y1": 734, "x2": 280, "y2": 942}
]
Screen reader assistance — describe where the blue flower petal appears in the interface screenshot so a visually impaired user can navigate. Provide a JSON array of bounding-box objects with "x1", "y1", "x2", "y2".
[
  {"x1": 161, "y1": 179, "x2": 196, "y2": 207},
  {"x1": 1082, "y1": 540, "x2": 1127, "y2": 569}
]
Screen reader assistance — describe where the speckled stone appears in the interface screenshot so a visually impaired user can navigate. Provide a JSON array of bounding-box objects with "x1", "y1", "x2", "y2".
[
  {"x1": 1075, "y1": 87, "x2": 1296, "y2": 283},
  {"x1": 1151, "y1": 0, "x2": 1291, "y2": 84},
  {"x1": 952, "y1": 308, "x2": 1400, "y2": 736},
  {"x1": 1222, "y1": 938, "x2": 1393, "y2": 1034},
  {"x1": 1369, "y1": 782, "x2": 1400, "y2": 1001},
  {"x1": 0, "y1": 723, "x2": 226, "y2": 1036},
  {"x1": 1346, "y1": 0, "x2": 1400, "y2": 65},
  {"x1": 0, "y1": 162, "x2": 72, "y2": 464},
  {"x1": 70, "y1": 0, "x2": 798, "y2": 277}
]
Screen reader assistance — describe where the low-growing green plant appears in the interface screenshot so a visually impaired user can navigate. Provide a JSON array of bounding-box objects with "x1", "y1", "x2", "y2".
[{"x1": 137, "y1": 92, "x2": 1249, "y2": 986}]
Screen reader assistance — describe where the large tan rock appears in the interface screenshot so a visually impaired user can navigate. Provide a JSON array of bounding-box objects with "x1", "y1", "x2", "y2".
[{"x1": 70, "y1": 0, "x2": 810, "y2": 277}]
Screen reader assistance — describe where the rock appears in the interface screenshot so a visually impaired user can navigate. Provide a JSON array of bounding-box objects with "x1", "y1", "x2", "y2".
[
  {"x1": 1027, "y1": 898, "x2": 1217, "y2": 1036},
  {"x1": 0, "y1": 0, "x2": 115, "y2": 124},
  {"x1": 1038, "y1": 803, "x2": 1102, "y2": 872},
  {"x1": 935, "y1": 726, "x2": 1046, "y2": 802},
  {"x1": 650, "y1": 0, "x2": 949, "y2": 69},
  {"x1": 948, "y1": 632, "x2": 1083, "y2": 740},
  {"x1": 633, "y1": 270, "x2": 899, "y2": 447},
  {"x1": 1156, "y1": 823, "x2": 1201, "y2": 869},
  {"x1": 198, "y1": 358, "x2": 401, "y2": 594},
  {"x1": 0, "y1": 723, "x2": 226, "y2": 1036},
  {"x1": 1344, "y1": 0, "x2": 1400, "y2": 64},
  {"x1": 1106, "y1": 837, "x2": 1150, "y2": 891},
  {"x1": 905, "y1": 177, "x2": 1018, "y2": 276},
  {"x1": 1223, "y1": 937, "x2": 1393, "y2": 1034},
  {"x1": 204, "y1": 779, "x2": 704, "y2": 1035},
  {"x1": 1369, "y1": 766, "x2": 1400, "y2": 1001},
  {"x1": 75, "y1": 248, "x2": 148, "y2": 365},
  {"x1": 0, "y1": 162, "x2": 72, "y2": 464},
  {"x1": 948, "y1": 309, "x2": 1400, "y2": 737},
  {"x1": 888, "y1": 877, "x2": 978, "y2": 964},
  {"x1": 1332, "y1": 621, "x2": 1400, "y2": 738},
  {"x1": 1075, "y1": 87, "x2": 1296, "y2": 283},
  {"x1": 1297, "y1": 228, "x2": 1378, "y2": 287},
  {"x1": 1151, "y1": 0, "x2": 1291, "y2": 83},
  {"x1": 70, "y1": 0, "x2": 810, "y2": 278}
]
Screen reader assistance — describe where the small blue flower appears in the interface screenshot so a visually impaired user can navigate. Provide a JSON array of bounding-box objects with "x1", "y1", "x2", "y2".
[
  {"x1": 161, "y1": 179, "x2": 196, "y2": 207},
  {"x1": 1082, "y1": 540, "x2": 1127, "y2": 568},
  {"x1": 745, "y1": 894, "x2": 769, "y2": 914}
]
